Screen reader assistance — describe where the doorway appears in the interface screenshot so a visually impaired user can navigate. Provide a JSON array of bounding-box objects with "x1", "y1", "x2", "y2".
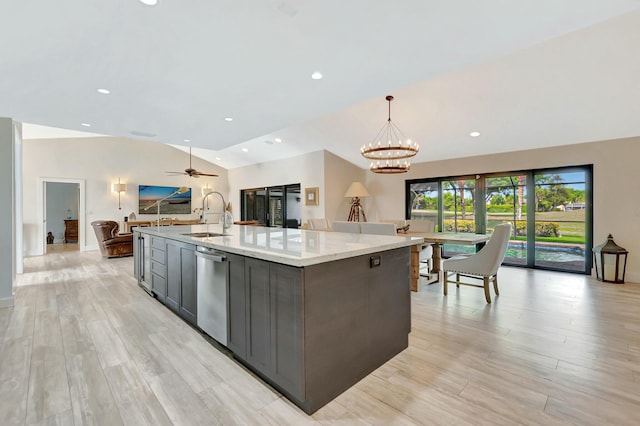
[{"x1": 37, "y1": 177, "x2": 86, "y2": 255}]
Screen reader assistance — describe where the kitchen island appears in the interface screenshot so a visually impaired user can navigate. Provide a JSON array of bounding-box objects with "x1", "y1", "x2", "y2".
[{"x1": 133, "y1": 224, "x2": 422, "y2": 414}]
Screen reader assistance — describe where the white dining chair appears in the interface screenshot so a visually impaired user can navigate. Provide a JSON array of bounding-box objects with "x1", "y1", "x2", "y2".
[
  {"x1": 332, "y1": 221, "x2": 361, "y2": 233},
  {"x1": 360, "y1": 222, "x2": 397, "y2": 236},
  {"x1": 307, "y1": 218, "x2": 330, "y2": 231},
  {"x1": 407, "y1": 219, "x2": 435, "y2": 273},
  {"x1": 442, "y1": 223, "x2": 512, "y2": 303}
]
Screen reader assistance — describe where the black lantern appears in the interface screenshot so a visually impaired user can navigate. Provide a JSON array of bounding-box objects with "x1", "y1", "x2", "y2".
[{"x1": 592, "y1": 234, "x2": 628, "y2": 283}]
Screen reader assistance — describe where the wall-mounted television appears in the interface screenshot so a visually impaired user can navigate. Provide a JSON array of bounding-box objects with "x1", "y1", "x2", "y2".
[{"x1": 139, "y1": 185, "x2": 192, "y2": 215}]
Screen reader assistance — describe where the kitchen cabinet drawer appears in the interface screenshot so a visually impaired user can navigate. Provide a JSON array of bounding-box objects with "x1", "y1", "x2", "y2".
[
  {"x1": 151, "y1": 247, "x2": 165, "y2": 263},
  {"x1": 151, "y1": 236, "x2": 165, "y2": 249},
  {"x1": 151, "y1": 260, "x2": 166, "y2": 277}
]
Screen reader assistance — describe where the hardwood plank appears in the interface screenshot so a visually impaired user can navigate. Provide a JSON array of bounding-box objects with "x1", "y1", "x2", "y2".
[
  {"x1": 7, "y1": 250, "x2": 640, "y2": 425},
  {"x1": 114, "y1": 324, "x2": 174, "y2": 382},
  {"x1": 85, "y1": 319, "x2": 130, "y2": 369},
  {"x1": 66, "y1": 351, "x2": 123, "y2": 426},
  {"x1": 148, "y1": 331, "x2": 224, "y2": 394},
  {"x1": 26, "y1": 309, "x2": 70, "y2": 424},
  {"x1": 103, "y1": 361, "x2": 173, "y2": 426},
  {"x1": 147, "y1": 371, "x2": 217, "y2": 425},
  {"x1": 197, "y1": 382, "x2": 270, "y2": 425},
  {"x1": 28, "y1": 408, "x2": 74, "y2": 426}
]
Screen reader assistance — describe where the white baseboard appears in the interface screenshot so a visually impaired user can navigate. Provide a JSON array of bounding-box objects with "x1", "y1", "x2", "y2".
[{"x1": 0, "y1": 297, "x2": 15, "y2": 308}]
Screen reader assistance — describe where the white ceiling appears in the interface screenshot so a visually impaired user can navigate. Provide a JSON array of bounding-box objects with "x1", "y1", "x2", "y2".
[{"x1": 5, "y1": 1, "x2": 640, "y2": 170}]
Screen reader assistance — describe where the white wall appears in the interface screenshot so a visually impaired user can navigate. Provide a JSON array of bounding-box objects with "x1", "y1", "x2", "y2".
[
  {"x1": 23, "y1": 137, "x2": 228, "y2": 255},
  {"x1": 0, "y1": 118, "x2": 16, "y2": 307},
  {"x1": 228, "y1": 151, "x2": 325, "y2": 225},
  {"x1": 363, "y1": 136, "x2": 640, "y2": 282},
  {"x1": 323, "y1": 151, "x2": 366, "y2": 223}
]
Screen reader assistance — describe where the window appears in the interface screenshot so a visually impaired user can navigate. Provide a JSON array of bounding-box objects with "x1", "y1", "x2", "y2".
[
  {"x1": 241, "y1": 184, "x2": 301, "y2": 228},
  {"x1": 406, "y1": 165, "x2": 592, "y2": 274}
]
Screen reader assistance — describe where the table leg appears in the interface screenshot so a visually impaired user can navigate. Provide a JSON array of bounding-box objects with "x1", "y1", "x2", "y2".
[
  {"x1": 431, "y1": 243, "x2": 442, "y2": 276},
  {"x1": 410, "y1": 244, "x2": 420, "y2": 292}
]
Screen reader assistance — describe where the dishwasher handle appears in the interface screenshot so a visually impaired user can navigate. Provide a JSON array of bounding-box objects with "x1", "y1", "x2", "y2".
[{"x1": 195, "y1": 249, "x2": 226, "y2": 263}]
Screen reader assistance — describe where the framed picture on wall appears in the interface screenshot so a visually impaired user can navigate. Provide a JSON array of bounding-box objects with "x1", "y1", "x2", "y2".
[{"x1": 305, "y1": 187, "x2": 319, "y2": 206}]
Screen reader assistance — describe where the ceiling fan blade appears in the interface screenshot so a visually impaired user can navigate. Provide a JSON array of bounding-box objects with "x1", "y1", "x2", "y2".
[
  {"x1": 193, "y1": 171, "x2": 219, "y2": 177},
  {"x1": 165, "y1": 171, "x2": 186, "y2": 175}
]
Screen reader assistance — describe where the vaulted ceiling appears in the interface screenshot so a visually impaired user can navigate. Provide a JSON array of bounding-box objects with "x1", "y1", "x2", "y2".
[{"x1": 4, "y1": 1, "x2": 640, "y2": 169}]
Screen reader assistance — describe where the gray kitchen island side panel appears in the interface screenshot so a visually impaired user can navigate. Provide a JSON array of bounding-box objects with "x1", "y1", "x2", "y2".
[
  {"x1": 302, "y1": 246, "x2": 411, "y2": 413},
  {"x1": 226, "y1": 252, "x2": 247, "y2": 358},
  {"x1": 270, "y1": 263, "x2": 304, "y2": 400},
  {"x1": 179, "y1": 243, "x2": 198, "y2": 325},
  {"x1": 245, "y1": 257, "x2": 272, "y2": 376}
]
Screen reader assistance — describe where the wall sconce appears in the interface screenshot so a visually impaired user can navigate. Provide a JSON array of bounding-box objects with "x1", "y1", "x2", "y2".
[
  {"x1": 112, "y1": 178, "x2": 127, "y2": 210},
  {"x1": 201, "y1": 184, "x2": 211, "y2": 197},
  {"x1": 593, "y1": 234, "x2": 628, "y2": 283}
]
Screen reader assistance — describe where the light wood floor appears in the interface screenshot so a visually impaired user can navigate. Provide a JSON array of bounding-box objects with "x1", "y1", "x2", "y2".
[
  {"x1": 46, "y1": 243, "x2": 79, "y2": 254},
  {"x1": 2, "y1": 251, "x2": 640, "y2": 425}
]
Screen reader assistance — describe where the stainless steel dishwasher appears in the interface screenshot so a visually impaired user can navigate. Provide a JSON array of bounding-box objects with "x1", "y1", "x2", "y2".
[{"x1": 195, "y1": 246, "x2": 228, "y2": 346}]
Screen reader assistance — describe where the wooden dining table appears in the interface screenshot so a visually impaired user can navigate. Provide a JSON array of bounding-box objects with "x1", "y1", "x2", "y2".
[{"x1": 405, "y1": 232, "x2": 490, "y2": 291}]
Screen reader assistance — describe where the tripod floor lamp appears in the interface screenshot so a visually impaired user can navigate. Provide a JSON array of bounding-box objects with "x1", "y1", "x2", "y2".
[{"x1": 344, "y1": 181, "x2": 370, "y2": 222}]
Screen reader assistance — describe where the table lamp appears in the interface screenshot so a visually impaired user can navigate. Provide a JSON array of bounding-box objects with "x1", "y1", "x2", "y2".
[{"x1": 344, "y1": 181, "x2": 369, "y2": 222}]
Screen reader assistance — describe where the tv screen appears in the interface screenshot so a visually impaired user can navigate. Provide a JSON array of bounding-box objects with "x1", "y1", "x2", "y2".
[{"x1": 139, "y1": 185, "x2": 192, "y2": 215}]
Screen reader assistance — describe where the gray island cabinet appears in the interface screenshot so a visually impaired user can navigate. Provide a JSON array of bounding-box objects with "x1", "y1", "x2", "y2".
[{"x1": 133, "y1": 225, "x2": 421, "y2": 414}]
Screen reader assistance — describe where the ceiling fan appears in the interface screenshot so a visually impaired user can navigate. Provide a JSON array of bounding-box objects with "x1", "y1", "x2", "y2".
[{"x1": 166, "y1": 147, "x2": 218, "y2": 178}]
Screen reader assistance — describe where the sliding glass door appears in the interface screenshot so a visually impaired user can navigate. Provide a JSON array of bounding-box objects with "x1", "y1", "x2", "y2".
[
  {"x1": 485, "y1": 174, "x2": 528, "y2": 265},
  {"x1": 533, "y1": 169, "x2": 589, "y2": 272},
  {"x1": 241, "y1": 184, "x2": 301, "y2": 228},
  {"x1": 406, "y1": 165, "x2": 592, "y2": 274}
]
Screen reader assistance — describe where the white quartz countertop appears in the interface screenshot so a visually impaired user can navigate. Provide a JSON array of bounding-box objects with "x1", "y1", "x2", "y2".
[{"x1": 135, "y1": 224, "x2": 424, "y2": 267}]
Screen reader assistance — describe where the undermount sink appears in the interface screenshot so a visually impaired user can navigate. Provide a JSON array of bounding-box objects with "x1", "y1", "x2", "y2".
[{"x1": 182, "y1": 232, "x2": 229, "y2": 238}]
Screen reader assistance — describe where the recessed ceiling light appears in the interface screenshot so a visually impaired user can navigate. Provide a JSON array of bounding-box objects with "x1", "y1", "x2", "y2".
[
  {"x1": 97, "y1": 88, "x2": 110, "y2": 94},
  {"x1": 224, "y1": 117, "x2": 233, "y2": 122},
  {"x1": 139, "y1": 0, "x2": 158, "y2": 5},
  {"x1": 311, "y1": 72, "x2": 323, "y2": 80},
  {"x1": 242, "y1": 148, "x2": 249, "y2": 152},
  {"x1": 81, "y1": 123, "x2": 91, "y2": 127},
  {"x1": 215, "y1": 157, "x2": 221, "y2": 161},
  {"x1": 183, "y1": 139, "x2": 191, "y2": 142},
  {"x1": 470, "y1": 131, "x2": 481, "y2": 137},
  {"x1": 130, "y1": 130, "x2": 157, "y2": 137},
  {"x1": 274, "y1": 138, "x2": 282, "y2": 143}
]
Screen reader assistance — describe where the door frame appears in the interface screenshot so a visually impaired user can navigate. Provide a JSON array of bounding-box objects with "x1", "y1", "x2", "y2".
[{"x1": 36, "y1": 177, "x2": 86, "y2": 255}]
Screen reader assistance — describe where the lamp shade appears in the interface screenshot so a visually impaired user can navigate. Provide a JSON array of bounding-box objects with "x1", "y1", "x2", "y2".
[
  {"x1": 344, "y1": 181, "x2": 370, "y2": 198},
  {"x1": 112, "y1": 183, "x2": 126, "y2": 193}
]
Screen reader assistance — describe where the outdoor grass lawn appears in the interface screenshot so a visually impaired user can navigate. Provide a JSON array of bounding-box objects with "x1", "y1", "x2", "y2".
[{"x1": 417, "y1": 209, "x2": 587, "y2": 244}]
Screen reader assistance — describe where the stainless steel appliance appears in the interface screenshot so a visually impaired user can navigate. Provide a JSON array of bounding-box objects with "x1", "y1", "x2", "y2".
[{"x1": 195, "y1": 246, "x2": 228, "y2": 345}]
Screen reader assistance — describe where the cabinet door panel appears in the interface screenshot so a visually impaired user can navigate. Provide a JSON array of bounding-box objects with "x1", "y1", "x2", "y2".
[
  {"x1": 151, "y1": 273, "x2": 167, "y2": 301},
  {"x1": 245, "y1": 258, "x2": 271, "y2": 374},
  {"x1": 227, "y1": 253, "x2": 246, "y2": 358},
  {"x1": 165, "y1": 242, "x2": 181, "y2": 312},
  {"x1": 270, "y1": 264, "x2": 304, "y2": 399},
  {"x1": 179, "y1": 245, "x2": 197, "y2": 325}
]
